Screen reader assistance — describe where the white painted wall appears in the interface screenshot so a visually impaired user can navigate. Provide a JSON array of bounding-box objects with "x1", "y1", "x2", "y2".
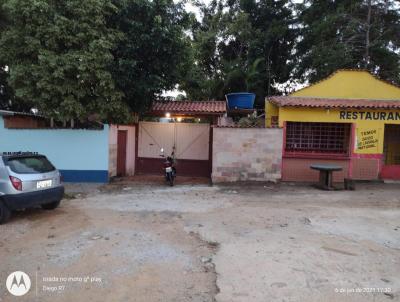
[{"x1": 0, "y1": 116, "x2": 109, "y2": 182}]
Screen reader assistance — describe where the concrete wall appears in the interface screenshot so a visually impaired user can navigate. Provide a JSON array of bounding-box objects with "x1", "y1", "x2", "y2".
[
  {"x1": 212, "y1": 127, "x2": 283, "y2": 182},
  {"x1": 0, "y1": 116, "x2": 109, "y2": 182},
  {"x1": 109, "y1": 124, "x2": 136, "y2": 177}
]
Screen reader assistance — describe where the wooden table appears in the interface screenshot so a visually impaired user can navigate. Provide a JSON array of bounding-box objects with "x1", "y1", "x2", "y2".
[{"x1": 310, "y1": 164, "x2": 343, "y2": 190}]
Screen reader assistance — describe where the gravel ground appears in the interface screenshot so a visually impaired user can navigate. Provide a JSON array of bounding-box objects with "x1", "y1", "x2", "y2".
[{"x1": 1, "y1": 180, "x2": 399, "y2": 302}]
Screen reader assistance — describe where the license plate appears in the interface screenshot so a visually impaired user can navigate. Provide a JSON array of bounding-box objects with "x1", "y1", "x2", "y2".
[
  {"x1": 165, "y1": 167, "x2": 172, "y2": 173},
  {"x1": 37, "y1": 179, "x2": 52, "y2": 189}
]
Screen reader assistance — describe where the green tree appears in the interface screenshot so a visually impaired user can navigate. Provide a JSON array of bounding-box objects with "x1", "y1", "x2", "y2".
[
  {"x1": 295, "y1": 0, "x2": 400, "y2": 84},
  {"x1": 181, "y1": 0, "x2": 297, "y2": 106},
  {"x1": 0, "y1": 0, "x2": 14, "y2": 110},
  {"x1": 0, "y1": 0, "x2": 129, "y2": 122},
  {"x1": 179, "y1": 1, "x2": 225, "y2": 101},
  {"x1": 0, "y1": 0, "x2": 32, "y2": 113},
  {"x1": 109, "y1": 0, "x2": 193, "y2": 113}
]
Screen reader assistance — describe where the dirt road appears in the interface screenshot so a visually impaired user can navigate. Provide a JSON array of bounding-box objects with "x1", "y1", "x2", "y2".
[{"x1": 1, "y1": 181, "x2": 399, "y2": 301}]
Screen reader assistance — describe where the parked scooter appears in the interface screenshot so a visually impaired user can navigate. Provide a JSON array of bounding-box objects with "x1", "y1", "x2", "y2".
[{"x1": 160, "y1": 147, "x2": 176, "y2": 186}]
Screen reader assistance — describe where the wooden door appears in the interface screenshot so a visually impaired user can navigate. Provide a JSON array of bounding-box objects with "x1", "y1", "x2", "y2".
[{"x1": 117, "y1": 130, "x2": 127, "y2": 176}]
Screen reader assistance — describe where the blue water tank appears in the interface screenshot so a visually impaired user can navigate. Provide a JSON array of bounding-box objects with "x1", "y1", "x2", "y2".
[{"x1": 226, "y1": 93, "x2": 256, "y2": 109}]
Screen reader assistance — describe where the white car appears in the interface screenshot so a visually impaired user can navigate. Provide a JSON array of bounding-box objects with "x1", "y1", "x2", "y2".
[{"x1": 0, "y1": 152, "x2": 64, "y2": 224}]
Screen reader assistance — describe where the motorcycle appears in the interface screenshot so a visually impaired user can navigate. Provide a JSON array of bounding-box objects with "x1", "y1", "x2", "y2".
[{"x1": 160, "y1": 147, "x2": 176, "y2": 186}]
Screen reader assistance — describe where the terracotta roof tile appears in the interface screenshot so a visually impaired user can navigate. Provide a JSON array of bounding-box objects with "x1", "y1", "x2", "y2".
[
  {"x1": 269, "y1": 96, "x2": 400, "y2": 109},
  {"x1": 213, "y1": 124, "x2": 269, "y2": 128},
  {"x1": 151, "y1": 101, "x2": 226, "y2": 115}
]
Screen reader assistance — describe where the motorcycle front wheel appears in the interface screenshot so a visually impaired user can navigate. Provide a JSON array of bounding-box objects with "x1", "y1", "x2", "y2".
[{"x1": 167, "y1": 172, "x2": 174, "y2": 186}]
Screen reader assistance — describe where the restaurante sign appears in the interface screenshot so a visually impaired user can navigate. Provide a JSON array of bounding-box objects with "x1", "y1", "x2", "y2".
[{"x1": 340, "y1": 111, "x2": 400, "y2": 121}]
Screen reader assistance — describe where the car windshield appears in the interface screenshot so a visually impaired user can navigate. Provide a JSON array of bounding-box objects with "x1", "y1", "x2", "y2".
[{"x1": 6, "y1": 156, "x2": 55, "y2": 174}]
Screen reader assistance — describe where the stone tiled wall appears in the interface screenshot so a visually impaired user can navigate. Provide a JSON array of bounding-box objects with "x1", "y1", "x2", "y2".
[{"x1": 212, "y1": 127, "x2": 283, "y2": 182}]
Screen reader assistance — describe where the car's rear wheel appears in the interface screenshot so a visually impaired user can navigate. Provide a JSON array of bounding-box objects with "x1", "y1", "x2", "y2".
[
  {"x1": 0, "y1": 200, "x2": 11, "y2": 224},
  {"x1": 41, "y1": 200, "x2": 61, "y2": 210}
]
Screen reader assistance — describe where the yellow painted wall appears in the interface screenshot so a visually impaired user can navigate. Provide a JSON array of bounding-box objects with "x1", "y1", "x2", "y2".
[
  {"x1": 265, "y1": 101, "x2": 279, "y2": 127},
  {"x1": 264, "y1": 70, "x2": 400, "y2": 155},
  {"x1": 278, "y1": 107, "x2": 400, "y2": 154},
  {"x1": 291, "y1": 70, "x2": 400, "y2": 99}
]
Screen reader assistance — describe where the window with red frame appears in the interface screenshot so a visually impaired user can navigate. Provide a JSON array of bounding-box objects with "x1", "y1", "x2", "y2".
[{"x1": 285, "y1": 122, "x2": 351, "y2": 154}]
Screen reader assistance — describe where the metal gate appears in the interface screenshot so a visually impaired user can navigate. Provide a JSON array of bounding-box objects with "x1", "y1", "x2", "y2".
[{"x1": 136, "y1": 122, "x2": 211, "y2": 177}]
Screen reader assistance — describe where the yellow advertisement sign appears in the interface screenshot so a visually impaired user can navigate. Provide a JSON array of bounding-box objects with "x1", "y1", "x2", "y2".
[{"x1": 356, "y1": 128, "x2": 379, "y2": 153}]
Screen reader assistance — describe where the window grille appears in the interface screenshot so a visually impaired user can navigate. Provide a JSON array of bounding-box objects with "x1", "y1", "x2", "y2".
[{"x1": 285, "y1": 122, "x2": 351, "y2": 154}]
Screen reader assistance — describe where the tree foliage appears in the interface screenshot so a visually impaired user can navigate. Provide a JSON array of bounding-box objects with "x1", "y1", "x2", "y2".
[
  {"x1": 181, "y1": 0, "x2": 297, "y2": 106},
  {"x1": 0, "y1": 0, "x2": 131, "y2": 122},
  {"x1": 295, "y1": 0, "x2": 400, "y2": 84},
  {"x1": 182, "y1": 0, "x2": 400, "y2": 103},
  {"x1": 110, "y1": 0, "x2": 192, "y2": 113},
  {"x1": 0, "y1": 0, "x2": 16, "y2": 111},
  {"x1": 0, "y1": 0, "x2": 191, "y2": 121},
  {"x1": 0, "y1": 0, "x2": 399, "y2": 119}
]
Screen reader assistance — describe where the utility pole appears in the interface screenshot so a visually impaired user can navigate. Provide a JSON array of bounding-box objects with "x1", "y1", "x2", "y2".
[
  {"x1": 266, "y1": 47, "x2": 272, "y2": 96},
  {"x1": 364, "y1": 0, "x2": 372, "y2": 68}
]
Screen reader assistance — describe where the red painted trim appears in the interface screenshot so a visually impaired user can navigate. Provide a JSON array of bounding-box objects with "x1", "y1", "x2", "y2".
[
  {"x1": 136, "y1": 157, "x2": 211, "y2": 178},
  {"x1": 209, "y1": 126, "x2": 213, "y2": 177},
  {"x1": 281, "y1": 122, "x2": 287, "y2": 180},
  {"x1": 378, "y1": 156, "x2": 382, "y2": 177},
  {"x1": 134, "y1": 123, "x2": 139, "y2": 176},
  {"x1": 348, "y1": 123, "x2": 356, "y2": 178},
  {"x1": 282, "y1": 121, "x2": 352, "y2": 161},
  {"x1": 352, "y1": 153, "x2": 383, "y2": 159},
  {"x1": 282, "y1": 122, "x2": 287, "y2": 156},
  {"x1": 283, "y1": 153, "x2": 350, "y2": 160},
  {"x1": 150, "y1": 111, "x2": 224, "y2": 117},
  {"x1": 381, "y1": 165, "x2": 400, "y2": 179},
  {"x1": 350, "y1": 123, "x2": 356, "y2": 157}
]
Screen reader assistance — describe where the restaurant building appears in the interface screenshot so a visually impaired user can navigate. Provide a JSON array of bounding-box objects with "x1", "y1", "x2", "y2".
[{"x1": 265, "y1": 69, "x2": 400, "y2": 182}]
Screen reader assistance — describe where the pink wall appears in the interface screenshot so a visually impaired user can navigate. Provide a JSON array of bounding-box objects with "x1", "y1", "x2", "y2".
[{"x1": 109, "y1": 125, "x2": 136, "y2": 176}]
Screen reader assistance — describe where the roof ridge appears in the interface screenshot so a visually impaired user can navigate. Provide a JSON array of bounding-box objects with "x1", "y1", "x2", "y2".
[
  {"x1": 150, "y1": 100, "x2": 227, "y2": 115},
  {"x1": 290, "y1": 69, "x2": 400, "y2": 95},
  {"x1": 269, "y1": 95, "x2": 400, "y2": 109},
  {"x1": 154, "y1": 100, "x2": 225, "y2": 103},
  {"x1": 271, "y1": 96, "x2": 400, "y2": 101}
]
